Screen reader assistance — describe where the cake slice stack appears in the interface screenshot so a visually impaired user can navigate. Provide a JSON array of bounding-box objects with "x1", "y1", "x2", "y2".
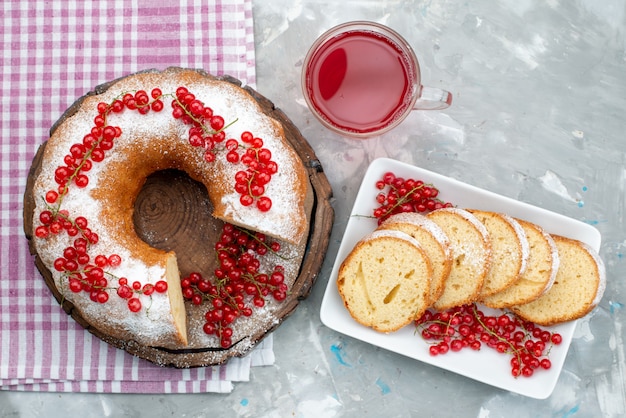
[{"x1": 337, "y1": 207, "x2": 606, "y2": 332}]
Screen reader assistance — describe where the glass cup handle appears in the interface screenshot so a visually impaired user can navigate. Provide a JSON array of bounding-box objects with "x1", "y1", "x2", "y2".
[{"x1": 413, "y1": 85, "x2": 453, "y2": 110}]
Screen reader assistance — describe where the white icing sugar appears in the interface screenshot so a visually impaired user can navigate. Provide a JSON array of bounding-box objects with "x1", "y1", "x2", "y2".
[
  {"x1": 445, "y1": 207, "x2": 490, "y2": 242},
  {"x1": 381, "y1": 212, "x2": 452, "y2": 253},
  {"x1": 429, "y1": 207, "x2": 490, "y2": 268},
  {"x1": 500, "y1": 213, "x2": 530, "y2": 275},
  {"x1": 456, "y1": 241, "x2": 487, "y2": 269},
  {"x1": 362, "y1": 228, "x2": 425, "y2": 251}
]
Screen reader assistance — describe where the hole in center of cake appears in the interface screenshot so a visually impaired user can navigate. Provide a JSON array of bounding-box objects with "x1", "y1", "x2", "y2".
[{"x1": 133, "y1": 169, "x2": 222, "y2": 278}]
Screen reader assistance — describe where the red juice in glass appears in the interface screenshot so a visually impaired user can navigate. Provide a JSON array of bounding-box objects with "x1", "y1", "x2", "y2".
[
  {"x1": 305, "y1": 30, "x2": 415, "y2": 135},
  {"x1": 303, "y1": 22, "x2": 452, "y2": 138}
]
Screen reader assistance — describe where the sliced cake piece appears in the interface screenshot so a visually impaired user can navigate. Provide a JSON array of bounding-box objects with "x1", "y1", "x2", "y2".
[
  {"x1": 337, "y1": 229, "x2": 432, "y2": 333},
  {"x1": 510, "y1": 235, "x2": 606, "y2": 325},
  {"x1": 482, "y1": 219, "x2": 559, "y2": 308},
  {"x1": 468, "y1": 210, "x2": 529, "y2": 298},
  {"x1": 426, "y1": 208, "x2": 491, "y2": 311},
  {"x1": 379, "y1": 212, "x2": 452, "y2": 305}
]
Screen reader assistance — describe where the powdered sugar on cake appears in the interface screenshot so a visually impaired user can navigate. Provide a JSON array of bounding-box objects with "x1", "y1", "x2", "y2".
[
  {"x1": 362, "y1": 228, "x2": 425, "y2": 250},
  {"x1": 29, "y1": 68, "x2": 311, "y2": 354},
  {"x1": 380, "y1": 212, "x2": 451, "y2": 250},
  {"x1": 501, "y1": 213, "x2": 530, "y2": 275}
]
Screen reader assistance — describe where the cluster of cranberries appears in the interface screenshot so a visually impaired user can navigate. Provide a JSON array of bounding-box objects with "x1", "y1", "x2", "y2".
[
  {"x1": 231, "y1": 132, "x2": 276, "y2": 211},
  {"x1": 51, "y1": 229, "x2": 119, "y2": 305},
  {"x1": 35, "y1": 85, "x2": 282, "y2": 315},
  {"x1": 34, "y1": 89, "x2": 174, "y2": 312},
  {"x1": 52, "y1": 235, "x2": 168, "y2": 313},
  {"x1": 35, "y1": 89, "x2": 165, "y2": 240},
  {"x1": 415, "y1": 304, "x2": 562, "y2": 378},
  {"x1": 180, "y1": 223, "x2": 287, "y2": 348},
  {"x1": 116, "y1": 277, "x2": 169, "y2": 312},
  {"x1": 171, "y1": 86, "x2": 229, "y2": 163},
  {"x1": 372, "y1": 171, "x2": 453, "y2": 224},
  {"x1": 171, "y1": 86, "x2": 277, "y2": 211}
]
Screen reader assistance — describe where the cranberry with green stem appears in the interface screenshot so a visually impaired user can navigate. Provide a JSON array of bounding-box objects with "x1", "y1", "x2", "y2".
[
  {"x1": 414, "y1": 303, "x2": 563, "y2": 378},
  {"x1": 180, "y1": 223, "x2": 289, "y2": 348},
  {"x1": 372, "y1": 171, "x2": 453, "y2": 224}
]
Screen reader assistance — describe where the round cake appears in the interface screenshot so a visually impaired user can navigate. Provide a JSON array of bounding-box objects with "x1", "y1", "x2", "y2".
[{"x1": 23, "y1": 67, "x2": 334, "y2": 367}]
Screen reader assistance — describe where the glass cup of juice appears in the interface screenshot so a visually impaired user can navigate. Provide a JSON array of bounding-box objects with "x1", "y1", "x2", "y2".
[{"x1": 302, "y1": 21, "x2": 452, "y2": 138}]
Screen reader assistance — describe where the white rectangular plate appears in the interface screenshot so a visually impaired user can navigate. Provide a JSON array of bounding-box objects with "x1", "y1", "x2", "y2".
[{"x1": 320, "y1": 157, "x2": 602, "y2": 399}]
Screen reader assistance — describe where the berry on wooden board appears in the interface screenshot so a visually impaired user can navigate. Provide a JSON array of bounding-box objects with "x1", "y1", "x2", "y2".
[{"x1": 180, "y1": 223, "x2": 286, "y2": 348}]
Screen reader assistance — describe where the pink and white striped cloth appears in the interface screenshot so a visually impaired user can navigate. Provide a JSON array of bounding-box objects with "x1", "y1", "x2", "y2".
[{"x1": 0, "y1": 0, "x2": 273, "y2": 393}]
